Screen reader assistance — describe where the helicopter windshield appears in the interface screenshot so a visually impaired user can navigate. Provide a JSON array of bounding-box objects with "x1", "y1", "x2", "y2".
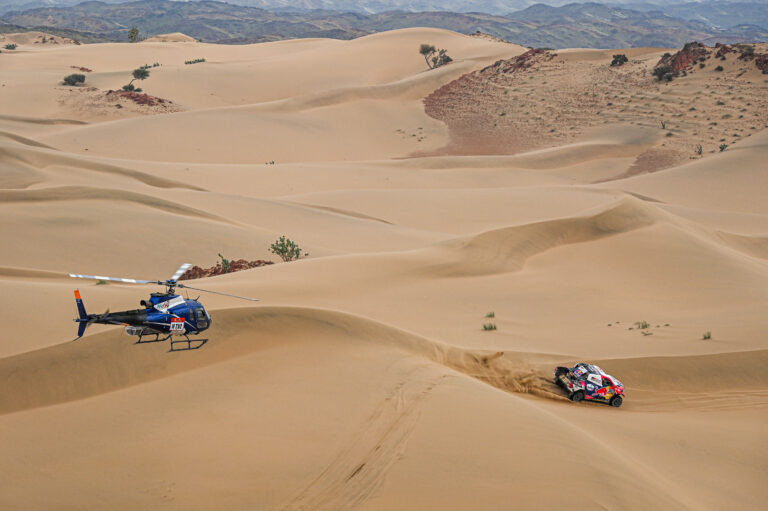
[{"x1": 195, "y1": 307, "x2": 209, "y2": 328}]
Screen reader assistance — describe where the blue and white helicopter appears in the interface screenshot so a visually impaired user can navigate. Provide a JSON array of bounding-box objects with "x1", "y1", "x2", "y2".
[{"x1": 70, "y1": 263, "x2": 258, "y2": 350}]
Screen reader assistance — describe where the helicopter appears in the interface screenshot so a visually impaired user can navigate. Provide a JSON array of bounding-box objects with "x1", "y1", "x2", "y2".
[{"x1": 69, "y1": 263, "x2": 259, "y2": 350}]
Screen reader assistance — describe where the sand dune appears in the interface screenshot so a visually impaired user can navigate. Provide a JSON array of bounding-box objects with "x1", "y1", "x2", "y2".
[
  {"x1": 1, "y1": 28, "x2": 766, "y2": 510},
  {"x1": 143, "y1": 33, "x2": 198, "y2": 43}
]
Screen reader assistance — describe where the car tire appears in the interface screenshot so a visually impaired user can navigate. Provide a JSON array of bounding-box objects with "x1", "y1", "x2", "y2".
[
  {"x1": 571, "y1": 390, "x2": 585, "y2": 402},
  {"x1": 609, "y1": 395, "x2": 623, "y2": 408}
]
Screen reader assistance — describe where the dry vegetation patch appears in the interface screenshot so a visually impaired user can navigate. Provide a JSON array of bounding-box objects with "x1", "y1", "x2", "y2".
[{"x1": 57, "y1": 86, "x2": 183, "y2": 119}]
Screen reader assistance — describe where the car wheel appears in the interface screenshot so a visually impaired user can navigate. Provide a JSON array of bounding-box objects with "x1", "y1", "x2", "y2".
[
  {"x1": 609, "y1": 395, "x2": 623, "y2": 408},
  {"x1": 571, "y1": 390, "x2": 585, "y2": 402}
]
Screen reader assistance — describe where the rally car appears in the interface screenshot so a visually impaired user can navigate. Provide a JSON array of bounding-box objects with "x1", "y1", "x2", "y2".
[{"x1": 554, "y1": 363, "x2": 625, "y2": 407}]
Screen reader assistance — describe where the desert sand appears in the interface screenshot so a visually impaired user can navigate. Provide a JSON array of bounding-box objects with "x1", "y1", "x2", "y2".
[{"x1": 0, "y1": 27, "x2": 767, "y2": 510}]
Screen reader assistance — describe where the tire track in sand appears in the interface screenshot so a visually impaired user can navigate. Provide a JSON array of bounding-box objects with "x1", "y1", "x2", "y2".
[{"x1": 275, "y1": 362, "x2": 446, "y2": 511}]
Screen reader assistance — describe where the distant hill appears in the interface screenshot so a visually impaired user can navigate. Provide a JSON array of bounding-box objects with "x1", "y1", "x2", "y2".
[
  {"x1": 0, "y1": 22, "x2": 113, "y2": 43},
  {"x1": 2, "y1": 0, "x2": 766, "y2": 47},
  {"x1": 619, "y1": 1, "x2": 768, "y2": 32}
]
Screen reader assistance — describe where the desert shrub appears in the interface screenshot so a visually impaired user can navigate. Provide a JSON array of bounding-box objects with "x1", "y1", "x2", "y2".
[
  {"x1": 432, "y1": 49, "x2": 452, "y2": 68},
  {"x1": 269, "y1": 236, "x2": 308, "y2": 262},
  {"x1": 419, "y1": 44, "x2": 451, "y2": 69},
  {"x1": 184, "y1": 58, "x2": 206, "y2": 65},
  {"x1": 695, "y1": 144, "x2": 703, "y2": 155},
  {"x1": 715, "y1": 65, "x2": 724, "y2": 72},
  {"x1": 635, "y1": 320, "x2": 650, "y2": 330},
  {"x1": 62, "y1": 73, "x2": 86, "y2": 86},
  {"x1": 482, "y1": 323, "x2": 497, "y2": 331},
  {"x1": 653, "y1": 65, "x2": 674, "y2": 82},
  {"x1": 4, "y1": 43, "x2": 17, "y2": 50},
  {"x1": 124, "y1": 67, "x2": 150, "y2": 91},
  {"x1": 719, "y1": 143, "x2": 728, "y2": 152},
  {"x1": 485, "y1": 312, "x2": 495, "y2": 318},
  {"x1": 702, "y1": 331, "x2": 711, "y2": 340},
  {"x1": 419, "y1": 44, "x2": 436, "y2": 69},
  {"x1": 218, "y1": 253, "x2": 230, "y2": 273},
  {"x1": 610, "y1": 54, "x2": 628, "y2": 67},
  {"x1": 128, "y1": 26, "x2": 140, "y2": 43},
  {"x1": 699, "y1": 63, "x2": 706, "y2": 69},
  {"x1": 140, "y1": 62, "x2": 161, "y2": 70}
]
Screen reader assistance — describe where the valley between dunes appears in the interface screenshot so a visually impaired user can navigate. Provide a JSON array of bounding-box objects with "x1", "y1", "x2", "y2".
[{"x1": 0, "y1": 28, "x2": 767, "y2": 510}]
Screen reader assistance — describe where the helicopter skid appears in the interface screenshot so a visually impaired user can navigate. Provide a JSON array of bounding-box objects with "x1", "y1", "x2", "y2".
[
  {"x1": 170, "y1": 334, "x2": 208, "y2": 352},
  {"x1": 135, "y1": 331, "x2": 207, "y2": 351}
]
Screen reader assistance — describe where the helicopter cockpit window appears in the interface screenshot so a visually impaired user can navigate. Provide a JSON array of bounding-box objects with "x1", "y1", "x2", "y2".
[{"x1": 195, "y1": 308, "x2": 209, "y2": 328}]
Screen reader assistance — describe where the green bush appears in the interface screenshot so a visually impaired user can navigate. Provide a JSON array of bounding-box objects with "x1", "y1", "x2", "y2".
[
  {"x1": 719, "y1": 143, "x2": 728, "y2": 152},
  {"x1": 610, "y1": 54, "x2": 628, "y2": 67},
  {"x1": 482, "y1": 323, "x2": 497, "y2": 331},
  {"x1": 4, "y1": 43, "x2": 17, "y2": 50},
  {"x1": 218, "y1": 253, "x2": 230, "y2": 273},
  {"x1": 702, "y1": 331, "x2": 711, "y2": 340},
  {"x1": 184, "y1": 58, "x2": 206, "y2": 65},
  {"x1": 419, "y1": 44, "x2": 451, "y2": 69},
  {"x1": 269, "y1": 236, "x2": 308, "y2": 262},
  {"x1": 652, "y1": 66, "x2": 674, "y2": 82},
  {"x1": 62, "y1": 73, "x2": 86, "y2": 86},
  {"x1": 419, "y1": 43, "x2": 437, "y2": 69},
  {"x1": 124, "y1": 67, "x2": 150, "y2": 92},
  {"x1": 715, "y1": 65, "x2": 724, "y2": 72}
]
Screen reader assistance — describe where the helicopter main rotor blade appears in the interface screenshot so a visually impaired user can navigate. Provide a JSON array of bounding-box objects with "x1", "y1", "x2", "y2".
[
  {"x1": 69, "y1": 274, "x2": 157, "y2": 284},
  {"x1": 169, "y1": 263, "x2": 192, "y2": 282},
  {"x1": 176, "y1": 283, "x2": 259, "y2": 302}
]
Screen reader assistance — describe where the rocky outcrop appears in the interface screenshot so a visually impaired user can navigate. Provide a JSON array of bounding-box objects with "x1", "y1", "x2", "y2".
[
  {"x1": 480, "y1": 49, "x2": 557, "y2": 76},
  {"x1": 655, "y1": 41, "x2": 709, "y2": 75}
]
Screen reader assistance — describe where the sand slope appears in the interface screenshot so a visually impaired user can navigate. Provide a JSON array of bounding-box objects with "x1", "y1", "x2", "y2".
[{"x1": 1, "y1": 29, "x2": 766, "y2": 510}]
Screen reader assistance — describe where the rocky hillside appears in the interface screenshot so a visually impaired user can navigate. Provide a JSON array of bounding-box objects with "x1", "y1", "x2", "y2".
[{"x1": 424, "y1": 42, "x2": 768, "y2": 175}]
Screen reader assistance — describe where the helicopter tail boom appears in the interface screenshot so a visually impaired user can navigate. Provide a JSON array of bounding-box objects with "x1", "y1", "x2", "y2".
[{"x1": 74, "y1": 289, "x2": 89, "y2": 339}]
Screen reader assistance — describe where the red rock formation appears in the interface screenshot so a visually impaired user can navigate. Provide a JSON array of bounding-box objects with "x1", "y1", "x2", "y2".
[
  {"x1": 756, "y1": 55, "x2": 768, "y2": 74},
  {"x1": 714, "y1": 43, "x2": 733, "y2": 58},
  {"x1": 655, "y1": 42, "x2": 709, "y2": 74},
  {"x1": 179, "y1": 259, "x2": 274, "y2": 280}
]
